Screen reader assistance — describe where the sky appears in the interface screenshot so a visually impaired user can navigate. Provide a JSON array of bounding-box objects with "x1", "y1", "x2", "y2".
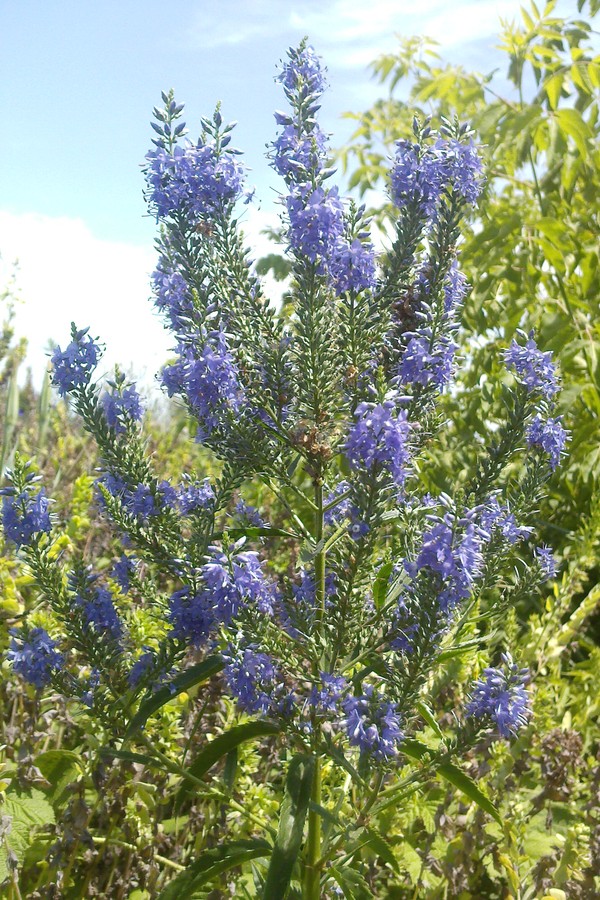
[{"x1": 0, "y1": 0, "x2": 574, "y2": 387}]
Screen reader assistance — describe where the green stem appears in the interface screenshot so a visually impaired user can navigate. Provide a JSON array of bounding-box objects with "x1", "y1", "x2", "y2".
[{"x1": 304, "y1": 478, "x2": 325, "y2": 900}]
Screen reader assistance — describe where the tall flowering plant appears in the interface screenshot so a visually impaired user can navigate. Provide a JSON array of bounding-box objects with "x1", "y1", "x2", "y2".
[{"x1": 2, "y1": 42, "x2": 567, "y2": 898}]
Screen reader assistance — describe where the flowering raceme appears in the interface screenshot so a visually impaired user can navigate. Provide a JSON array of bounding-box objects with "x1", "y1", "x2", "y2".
[{"x1": 1, "y1": 40, "x2": 568, "y2": 900}]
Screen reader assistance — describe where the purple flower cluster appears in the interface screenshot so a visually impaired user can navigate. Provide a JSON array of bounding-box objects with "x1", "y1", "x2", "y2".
[
  {"x1": 390, "y1": 593, "x2": 423, "y2": 654},
  {"x1": 128, "y1": 651, "x2": 156, "y2": 687},
  {"x1": 234, "y1": 499, "x2": 265, "y2": 527},
  {"x1": 397, "y1": 261, "x2": 469, "y2": 391},
  {"x1": 77, "y1": 587, "x2": 123, "y2": 641},
  {"x1": 169, "y1": 544, "x2": 277, "y2": 643},
  {"x1": 277, "y1": 43, "x2": 326, "y2": 97},
  {"x1": 444, "y1": 261, "x2": 469, "y2": 313},
  {"x1": 102, "y1": 384, "x2": 144, "y2": 434},
  {"x1": 390, "y1": 137, "x2": 484, "y2": 219},
  {"x1": 323, "y1": 481, "x2": 352, "y2": 525},
  {"x1": 51, "y1": 327, "x2": 101, "y2": 397},
  {"x1": 480, "y1": 497, "x2": 532, "y2": 544},
  {"x1": 536, "y1": 545, "x2": 557, "y2": 580},
  {"x1": 98, "y1": 474, "x2": 166, "y2": 522},
  {"x1": 406, "y1": 511, "x2": 487, "y2": 613},
  {"x1": 177, "y1": 477, "x2": 215, "y2": 514},
  {"x1": 466, "y1": 653, "x2": 530, "y2": 738},
  {"x1": 329, "y1": 238, "x2": 377, "y2": 296},
  {"x1": 271, "y1": 119, "x2": 328, "y2": 180},
  {"x1": 344, "y1": 401, "x2": 411, "y2": 486},
  {"x1": 129, "y1": 484, "x2": 157, "y2": 519},
  {"x1": 152, "y1": 260, "x2": 196, "y2": 331},
  {"x1": 310, "y1": 673, "x2": 347, "y2": 714},
  {"x1": 112, "y1": 554, "x2": 137, "y2": 593},
  {"x1": 398, "y1": 333, "x2": 457, "y2": 389},
  {"x1": 8, "y1": 628, "x2": 63, "y2": 688},
  {"x1": 286, "y1": 187, "x2": 377, "y2": 292},
  {"x1": 526, "y1": 415, "x2": 567, "y2": 470},
  {"x1": 162, "y1": 331, "x2": 244, "y2": 439},
  {"x1": 504, "y1": 335, "x2": 558, "y2": 399},
  {"x1": 2, "y1": 489, "x2": 51, "y2": 547},
  {"x1": 344, "y1": 686, "x2": 404, "y2": 760},
  {"x1": 144, "y1": 140, "x2": 245, "y2": 221},
  {"x1": 168, "y1": 587, "x2": 213, "y2": 645},
  {"x1": 224, "y1": 647, "x2": 282, "y2": 715},
  {"x1": 272, "y1": 45, "x2": 377, "y2": 294},
  {"x1": 202, "y1": 547, "x2": 277, "y2": 623},
  {"x1": 286, "y1": 186, "x2": 345, "y2": 263},
  {"x1": 278, "y1": 569, "x2": 337, "y2": 641}
]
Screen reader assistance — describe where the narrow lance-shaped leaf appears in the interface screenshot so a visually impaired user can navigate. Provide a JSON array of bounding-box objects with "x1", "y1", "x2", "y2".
[
  {"x1": 436, "y1": 762, "x2": 503, "y2": 825},
  {"x1": 175, "y1": 720, "x2": 280, "y2": 803},
  {"x1": 262, "y1": 754, "x2": 315, "y2": 900},
  {"x1": 157, "y1": 840, "x2": 272, "y2": 900},
  {"x1": 123, "y1": 655, "x2": 224, "y2": 741}
]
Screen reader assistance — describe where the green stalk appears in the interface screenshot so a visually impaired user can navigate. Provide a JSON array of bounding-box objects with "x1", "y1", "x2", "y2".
[{"x1": 304, "y1": 478, "x2": 325, "y2": 900}]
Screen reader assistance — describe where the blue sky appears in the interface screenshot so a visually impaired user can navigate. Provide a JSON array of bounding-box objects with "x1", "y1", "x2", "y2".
[{"x1": 0, "y1": 0, "x2": 561, "y2": 384}]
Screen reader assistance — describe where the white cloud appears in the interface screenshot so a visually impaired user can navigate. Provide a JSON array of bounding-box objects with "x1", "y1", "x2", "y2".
[
  {"x1": 0, "y1": 207, "x2": 284, "y2": 390},
  {"x1": 0, "y1": 211, "x2": 168, "y2": 389},
  {"x1": 292, "y1": 0, "x2": 522, "y2": 69},
  {"x1": 185, "y1": 0, "x2": 520, "y2": 55}
]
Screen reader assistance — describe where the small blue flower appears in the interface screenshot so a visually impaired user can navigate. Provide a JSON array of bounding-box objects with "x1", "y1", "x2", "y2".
[
  {"x1": 310, "y1": 673, "x2": 347, "y2": 714},
  {"x1": 144, "y1": 139, "x2": 246, "y2": 222},
  {"x1": 480, "y1": 497, "x2": 532, "y2": 544},
  {"x1": 329, "y1": 238, "x2": 377, "y2": 295},
  {"x1": 504, "y1": 335, "x2": 558, "y2": 399},
  {"x1": 535, "y1": 545, "x2": 557, "y2": 580},
  {"x1": 323, "y1": 481, "x2": 352, "y2": 526},
  {"x1": 234, "y1": 499, "x2": 265, "y2": 527},
  {"x1": 8, "y1": 628, "x2": 63, "y2": 688},
  {"x1": 286, "y1": 185, "x2": 345, "y2": 265},
  {"x1": 526, "y1": 415, "x2": 567, "y2": 470},
  {"x1": 51, "y1": 327, "x2": 101, "y2": 396},
  {"x1": 162, "y1": 332, "x2": 245, "y2": 439},
  {"x1": 102, "y1": 383, "x2": 144, "y2": 434},
  {"x1": 344, "y1": 686, "x2": 404, "y2": 760},
  {"x1": 127, "y1": 484, "x2": 157, "y2": 520},
  {"x1": 271, "y1": 122, "x2": 328, "y2": 179},
  {"x1": 152, "y1": 260, "x2": 196, "y2": 331},
  {"x1": 398, "y1": 333, "x2": 457, "y2": 389},
  {"x1": 168, "y1": 587, "x2": 214, "y2": 645},
  {"x1": 466, "y1": 653, "x2": 530, "y2": 738},
  {"x1": 111, "y1": 554, "x2": 137, "y2": 593},
  {"x1": 177, "y1": 477, "x2": 215, "y2": 514},
  {"x1": 2, "y1": 489, "x2": 51, "y2": 547},
  {"x1": 345, "y1": 401, "x2": 411, "y2": 486},
  {"x1": 224, "y1": 647, "x2": 281, "y2": 715},
  {"x1": 277, "y1": 44, "x2": 326, "y2": 97},
  {"x1": 77, "y1": 587, "x2": 123, "y2": 642}
]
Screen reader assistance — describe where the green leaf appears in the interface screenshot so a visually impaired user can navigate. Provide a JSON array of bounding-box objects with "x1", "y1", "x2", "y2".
[
  {"x1": 360, "y1": 826, "x2": 400, "y2": 873},
  {"x1": 100, "y1": 747, "x2": 163, "y2": 768},
  {"x1": 175, "y1": 721, "x2": 280, "y2": 803},
  {"x1": 262, "y1": 754, "x2": 315, "y2": 900},
  {"x1": 0, "y1": 788, "x2": 55, "y2": 883},
  {"x1": 544, "y1": 71, "x2": 564, "y2": 109},
  {"x1": 555, "y1": 107, "x2": 592, "y2": 158},
  {"x1": 400, "y1": 738, "x2": 431, "y2": 762},
  {"x1": 35, "y1": 750, "x2": 83, "y2": 806},
  {"x1": 157, "y1": 839, "x2": 271, "y2": 900},
  {"x1": 436, "y1": 763, "x2": 502, "y2": 825},
  {"x1": 372, "y1": 561, "x2": 393, "y2": 610},
  {"x1": 329, "y1": 864, "x2": 374, "y2": 899},
  {"x1": 415, "y1": 702, "x2": 444, "y2": 741},
  {"x1": 124, "y1": 656, "x2": 223, "y2": 740}
]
